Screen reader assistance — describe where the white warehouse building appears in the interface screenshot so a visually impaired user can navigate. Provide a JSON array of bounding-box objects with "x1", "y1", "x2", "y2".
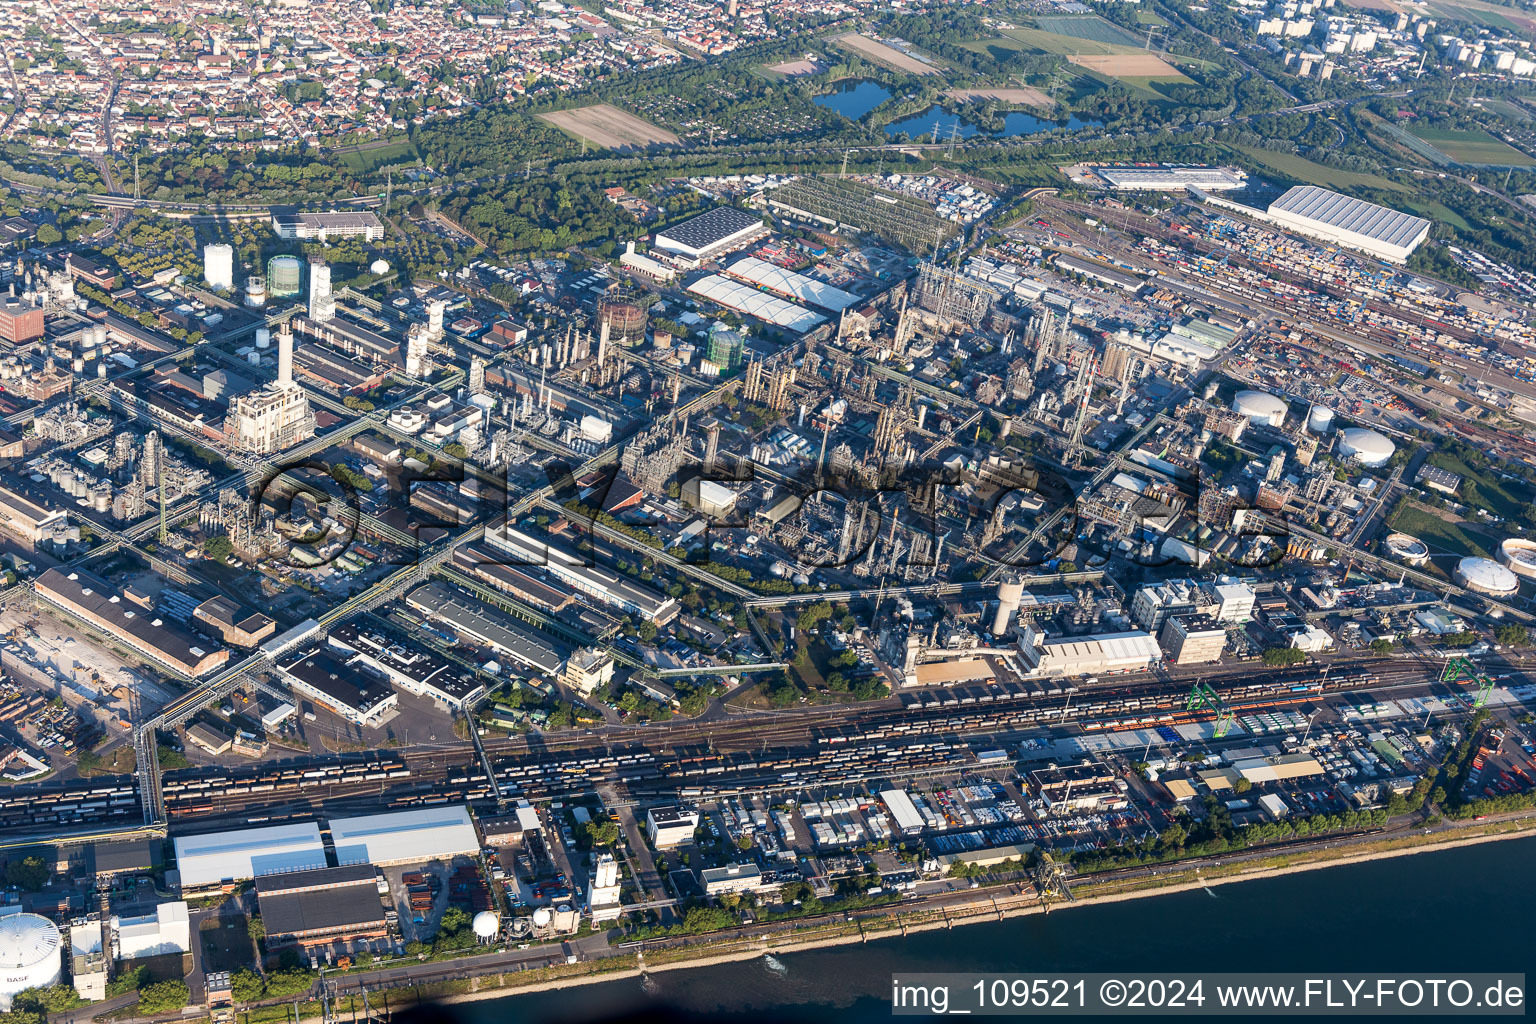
[
  {"x1": 1263, "y1": 186, "x2": 1430, "y2": 263},
  {"x1": 329, "y1": 805, "x2": 481, "y2": 866},
  {"x1": 174, "y1": 822, "x2": 328, "y2": 895}
]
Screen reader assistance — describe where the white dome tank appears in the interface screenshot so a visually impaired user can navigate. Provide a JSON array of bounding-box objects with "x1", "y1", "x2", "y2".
[
  {"x1": 1231, "y1": 389, "x2": 1288, "y2": 428},
  {"x1": 0, "y1": 913, "x2": 62, "y2": 1009},
  {"x1": 1337, "y1": 427, "x2": 1394, "y2": 468},
  {"x1": 472, "y1": 911, "x2": 500, "y2": 939},
  {"x1": 1455, "y1": 556, "x2": 1520, "y2": 596}
]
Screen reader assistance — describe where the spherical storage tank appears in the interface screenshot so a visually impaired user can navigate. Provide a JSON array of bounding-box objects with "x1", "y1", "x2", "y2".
[
  {"x1": 266, "y1": 255, "x2": 303, "y2": 299},
  {"x1": 1498, "y1": 538, "x2": 1536, "y2": 581},
  {"x1": 370, "y1": 259, "x2": 391, "y2": 275},
  {"x1": 1337, "y1": 427, "x2": 1394, "y2": 468},
  {"x1": 1455, "y1": 556, "x2": 1520, "y2": 597},
  {"x1": 1307, "y1": 404, "x2": 1335, "y2": 435},
  {"x1": 1231, "y1": 390, "x2": 1288, "y2": 428},
  {"x1": 472, "y1": 911, "x2": 500, "y2": 940},
  {"x1": 0, "y1": 913, "x2": 62, "y2": 1010}
]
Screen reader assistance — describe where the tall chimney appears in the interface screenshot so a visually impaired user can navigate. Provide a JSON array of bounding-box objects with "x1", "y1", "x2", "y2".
[{"x1": 277, "y1": 323, "x2": 294, "y2": 388}]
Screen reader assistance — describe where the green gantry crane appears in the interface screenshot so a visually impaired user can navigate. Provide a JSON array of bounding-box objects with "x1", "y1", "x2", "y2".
[
  {"x1": 1187, "y1": 679, "x2": 1234, "y2": 739},
  {"x1": 1441, "y1": 656, "x2": 1494, "y2": 709}
]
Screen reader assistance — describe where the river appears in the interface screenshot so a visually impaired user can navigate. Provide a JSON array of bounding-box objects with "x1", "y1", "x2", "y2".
[{"x1": 433, "y1": 838, "x2": 1536, "y2": 1022}]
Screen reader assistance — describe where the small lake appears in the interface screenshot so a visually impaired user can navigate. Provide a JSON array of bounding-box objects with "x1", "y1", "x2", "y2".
[
  {"x1": 884, "y1": 104, "x2": 1100, "y2": 140},
  {"x1": 812, "y1": 79, "x2": 893, "y2": 120}
]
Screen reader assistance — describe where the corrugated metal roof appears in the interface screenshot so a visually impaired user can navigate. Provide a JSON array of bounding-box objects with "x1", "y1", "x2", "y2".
[
  {"x1": 174, "y1": 822, "x2": 327, "y2": 888},
  {"x1": 329, "y1": 805, "x2": 479, "y2": 865},
  {"x1": 1268, "y1": 186, "x2": 1429, "y2": 249}
]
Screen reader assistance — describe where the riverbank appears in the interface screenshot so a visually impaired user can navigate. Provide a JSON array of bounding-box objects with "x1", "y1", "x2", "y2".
[{"x1": 306, "y1": 812, "x2": 1536, "y2": 1018}]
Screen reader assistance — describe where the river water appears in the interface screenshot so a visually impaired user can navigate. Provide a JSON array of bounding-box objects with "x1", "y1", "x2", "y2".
[{"x1": 439, "y1": 838, "x2": 1536, "y2": 1023}]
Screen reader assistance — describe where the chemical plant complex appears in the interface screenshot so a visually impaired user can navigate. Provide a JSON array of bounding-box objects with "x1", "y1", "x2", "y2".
[{"x1": 1, "y1": 0, "x2": 1536, "y2": 1013}]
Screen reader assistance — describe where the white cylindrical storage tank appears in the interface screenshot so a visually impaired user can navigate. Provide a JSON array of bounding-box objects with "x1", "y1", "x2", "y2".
[
  {"x1": 1231, "y1": 389, "x2": 1288, "y2": 428},
  {"x1": 1455, "y1": 556, "x2": 1520, "y2": 596},
  {"x1": 1337, "y1": 427, "x2": 1394, "y2": 468},
  {"x1": 255, "y1": 328, "x2": 272, "y2": 349},
  {"x1": 0, "y1": 913, "x2": 62, "y2": 1010},
  {"x1": 245, "y1": 276, "x2": 267, "y2": 309},
  {"x1": 1307, "y1": 404, "x2": 1335, "y2": 435},
  {"x1": 1498, "y1": 538, "x2": 1536, "y2": 581},
  {"x1": 1384, "y1": 532, "x2": 1428, "y2": 567}
]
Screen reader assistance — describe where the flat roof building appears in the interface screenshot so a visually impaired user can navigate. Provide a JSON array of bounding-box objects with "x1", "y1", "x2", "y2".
[
  {"x1": 0, "y1": 293, "x2": 44, "y2": 344},
  {"x1": 173, "y1": 822, "x2": 327, "y2": 895},
  {"x1": 1019, "y1": 629, "x2": 1161, "y2": 677},
  {"x1": 700, "y1": 862, "x2": 765, "y2": 896},
  {"x1": 36, "y1": 569, "x2": 228, "y2": 679},
  {"x1": 327, "y1": 620, "x2": 487, "y2": 710},
  {"x1": 0, "y1": 487, "x2": 68, "y2": 545},
  {"x1": 272, "y1": 211, "x2": 385, "y2": 241},
  {"x1": 192, "y1": 596, "x2": 276, "y2": 647},
  {"x1": 1095, "y1": 165, "x2": 1246, "y2": 190},
  {"x1": 645, "y1": 806, "x2": 699, "y2": 848},
  {"x1": 653, "y1": 206, "x2": 767, "y2": 262},
  {"x1": 329, "y1": 805, "x2": 480, "y2": 866},
  {"x1": 404, "y1": 581, "x2": 566, "y2": 675},
  {"x1": 112, "y1": 902, "x2": 190, "y2": 960},
  {"x1": 277, "y1": 649, "x2": 398, "y2": 729},
  {"x1": 1160, "y1": 616, "x2": 1226, "y2": 665},
  {"x1": 482, "y1": 524, "x2": 679, "y2": 624},
  {"x1": 1264, "y1": 186, "x2": 1430, "y2": 263}
]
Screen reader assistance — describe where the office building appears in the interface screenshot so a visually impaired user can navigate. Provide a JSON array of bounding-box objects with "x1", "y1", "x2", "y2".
[
  {"x1": 645, "y1": 806, "x2": 699, "y2": 848},
  {"x1": 1159, "y1": 616, "x2": 1227, "y2": 664},
  {"x1": 558, "y1": 648, "x2": 615, "y2": 697},
  {"x1": 271, "y1": 211, "x2": 385, "y2": 241},
  {"x1": 700, "y1": 862, "x2": 765, "y2": 896}
]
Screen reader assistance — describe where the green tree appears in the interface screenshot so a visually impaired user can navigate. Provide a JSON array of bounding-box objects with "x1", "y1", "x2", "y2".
[
  {"x1": 1261, "y1": 647, "x2": 1306, "y2": 667},
  {"x1": 585, "y1": 819, "x2": 620, "y2": 847},
  {"x1": 4, "y1": 855, "x2": 49, "y2": 891},
  {"x1": 35, "y1": 224, "x2": 62, "y2": 245},
  {"x1": 137, "y1": 981, "x2": 191, "y2": 1014},
  {"x1": 230, "y1": 969, "x2": 265, "y2": 1002},
  {"x1": 1369, "y1": 639, "x2": 1394, "y2": 655}
]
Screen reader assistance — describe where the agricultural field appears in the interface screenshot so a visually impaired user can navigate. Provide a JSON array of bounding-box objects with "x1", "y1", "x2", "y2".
[
  {"x1": 966, "y1": 26, "x2": 1147, "y2": 57},
  {"x1": 1475, "y1": 98, "x2": 1533, "y2": 123},
  {"x1": 945, "y1": 86, "x2": 1055, "y2": 111},
  {"x1": 1229, "y1": 144, "x2": 1410, "y2": 191},
  {"x1": 1411, "y1": 127, "x2": 1536, "y2": 167},
  {"x1": 766, "y1": 57, "x2": 829, "y2": 77},
  {"x1": 833, "y1": 32, "x2": 941, "y2": 75},
  {"x1": 1032, "y1": 15, "x2": 1146, "y2": 47},
  {"x1": 536, "y1": 104, "x2": 680, "y2": 152},
  {"x1": 1068, "y1": 53, "x2": 1192, "y2": 96},
  {"x1": 1423, "y1": 0, "x2": 1536, "y2": 35},
  {"x1": 1136, "y1": 9, "x2": 1169, "y2": 25}
]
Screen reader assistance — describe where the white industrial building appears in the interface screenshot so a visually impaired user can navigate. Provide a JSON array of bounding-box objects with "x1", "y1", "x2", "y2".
[
  {"x1": 329, "y1": 805, "x2": 480, "y2": 866},
  {"x1": 1263, "y1": 186, "x2": 1430, "y2": 263},
  {"x1": 686, "y1": 275, "x2": 825, "y2": 333},
  {"x1": 700, "y1": 862, "x2": 765, "y2": 896},
  {"x1": 1019, "y1": 629, "x2": 1162, "y2": 677},
  {"x1": 1095, "y1": 166, "x2": 1247, "y2": 191},
  {"x1": 653, "y1": 206, "x2": 768, "y2": 261},
  {"x1": 645, "y1": 806, "x2": 700, "y2": 848},
  {"x1": 880, "y1": 789, "x2": 925, "y2": 835},
  {"x1": 112, "y1": 902, "x2": 191, "y2": 960},
  {"x1": 174, "y1": 822, "x2": 328, "y2": 894},
  {"x1": 722, "y1": 256, "x2": 861, "y2": 312}
]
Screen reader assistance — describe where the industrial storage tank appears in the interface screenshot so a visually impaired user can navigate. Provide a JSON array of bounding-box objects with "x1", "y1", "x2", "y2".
[
  {"x1": 0, "y1": 913, "x2": 62, "y2": 1010},
  {"x1": 1230, "y1": 390, "x2": 1288, "y2": 428},
  {"x1": 1455, "y1": 556, "x2": 1520, "y2": 597},
  {"x1": 472, "y1": 911, "x2": 500, "y2": 941},
  {"x1": 245, "y1": 276, "x2": 267, "y2": 309},
  {"x1": 1337, "y1": 427, "x2": 1394, "y2": 468},
  {"x1": 1383, "y1": 532, "x2": 1428, "y2": 567},
  {"x1": 1498, "y1": 538, "x2": 1536, "y2": 581},
  {"x1": 598, "y1": 298, "x2": 648, "y2": 348},
  {"x1": 1307, "y1": 404, "x2": 1335, "y2": 435},
  {"x1": 266, "y1": 255, "x2": 303, "y2": 298},
  {"x1": 369, "y1": 259, "x2": 391, "y2": 275}
]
